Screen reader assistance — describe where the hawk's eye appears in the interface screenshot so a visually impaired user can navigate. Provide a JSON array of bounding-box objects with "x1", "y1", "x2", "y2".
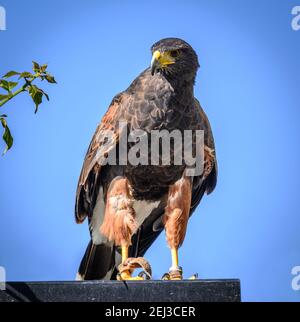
[{"x1": 169, "y1": 50, "x2": 180, "y2": 58}]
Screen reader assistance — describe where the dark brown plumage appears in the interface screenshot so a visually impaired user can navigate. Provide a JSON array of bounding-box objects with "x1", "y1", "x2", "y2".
[{"x1": 75, "y1": 38, "x2": 217, "y2": 280}]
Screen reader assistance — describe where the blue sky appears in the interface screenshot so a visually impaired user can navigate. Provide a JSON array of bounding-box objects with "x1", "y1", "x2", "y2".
[{"x1": 0, "y1": 0, "x2": 300, "y2": 302}]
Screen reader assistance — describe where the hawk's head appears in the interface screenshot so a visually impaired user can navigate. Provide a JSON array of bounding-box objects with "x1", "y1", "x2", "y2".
[{"x1": 150, "y1": 38, "x2": 199, "y2": 81}]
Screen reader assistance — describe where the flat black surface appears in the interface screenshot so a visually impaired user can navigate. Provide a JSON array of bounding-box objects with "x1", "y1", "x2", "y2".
[{"x1": 0, "y1": 279, "x2": 241, "y2": 302}]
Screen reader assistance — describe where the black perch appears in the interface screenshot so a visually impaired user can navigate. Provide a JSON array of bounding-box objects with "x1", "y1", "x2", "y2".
[{"x1": 0, "y1": 279, "x2": 241, "y2": 302}]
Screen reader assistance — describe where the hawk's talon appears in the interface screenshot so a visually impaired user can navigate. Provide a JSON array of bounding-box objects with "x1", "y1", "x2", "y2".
[
  {"x1": 138, "y1": 271, "x2": 151, "y2": 280},
  {"x1": 117, "y1": 270, "x2": 145, "y2": 281},
  {"x1": 161, "y1": 266, "x2": 183, "y2": 280},
  {"x1": 162, "y1": 270, "x2": 198, "y2": 280},
  {"x1": 188, "y1": 273, "x2": 199, "y2": 280},
  {"x1": 117, "y1": 257, "x2": 152, "y2": 281},
  {"x1": 161, "y1": 273, "x2": 171, "y2": 280}
]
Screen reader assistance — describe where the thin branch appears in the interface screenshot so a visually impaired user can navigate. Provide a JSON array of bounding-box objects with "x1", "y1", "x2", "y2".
[{"x1": 0, "y1": 75, "x2": 38, "y2": 107}]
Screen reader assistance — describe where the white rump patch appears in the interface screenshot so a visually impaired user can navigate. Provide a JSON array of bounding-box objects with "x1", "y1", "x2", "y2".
[
  {"x1": 75, "y1": 273, "x2": 84, "y2": 281},
  {"x1": 133, "y1": 200, "x2": 160, "y2": 228},
  {"x1": 90, "y1": 186, "x2": 160, "y2": 244},
  {"x1": 90, "y1": 187, "x2": 107, "y2": 245}
]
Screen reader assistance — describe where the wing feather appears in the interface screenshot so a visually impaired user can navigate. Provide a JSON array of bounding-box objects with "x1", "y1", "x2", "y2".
[
  {"x1": 194, "y1": 99, "x2": 218, "y2": 194},
  {"x1": 75, "y1": 92, "x2": 130, "y2": 223}
]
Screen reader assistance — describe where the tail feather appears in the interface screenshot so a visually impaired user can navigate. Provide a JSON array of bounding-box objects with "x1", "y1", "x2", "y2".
[{"x1": 77, "y1": 240, "x2": 117, "y2": 280}]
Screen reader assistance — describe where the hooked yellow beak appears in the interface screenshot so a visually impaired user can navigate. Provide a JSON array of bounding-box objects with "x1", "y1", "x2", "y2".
[{"x1": 151, "y1": 50, "x2": 176, "y2": 75}]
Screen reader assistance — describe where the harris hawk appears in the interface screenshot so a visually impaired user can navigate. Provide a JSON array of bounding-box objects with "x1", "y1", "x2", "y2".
[{"x1": 75, "y1": 38, "x2": 217, "y2": 280}]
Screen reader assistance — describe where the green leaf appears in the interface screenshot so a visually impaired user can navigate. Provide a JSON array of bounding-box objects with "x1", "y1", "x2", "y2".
[
  {"x1": 45, "y1": 75, "x2": 57, "y2": 84},
  {"x1": 0, "y1": 115, "x2": 7, "y2": 124},
  {"x1": 44, "y1": 92, "x2": 49, "y2": 101},
  {"x1": 3, "y1": 71, "x2": 20, "y2": 78},
  {"x1": 8, "y1": 81, "x2": 18, "y2": 91},
  {"x1": 39, "y1": 88, "x2": 49, "y2": 101},
  {"x1": 33, "y1": 92, "x2": 43, "y2": 113},
  {"x1": 0, "y1": 80, "x2": 10, "y2": 91},
  {"x1": 0, "y1": 116, "x2": 13, "y2": 154},
  {"x1": 18, "y1": 72, "x2": 33, "y2": 79},
  {"x1": 29, "y1": 85, "x2": 43, "y2": 113},
  {"x1": 0, "y1": 94, "x2": 8, "y2": 101},
  {"x1": 40, "y1": 64, "x2": 48, "y2": 73},
  {"x1": 0, "y1": 80, "x2": 17, "y2": 92},
  {"x1": 28, "y1": 84, "x2": 37, "y2": 96},
  {"x1": 32, "y1": 61, "x2": 40, "y2": 72}
]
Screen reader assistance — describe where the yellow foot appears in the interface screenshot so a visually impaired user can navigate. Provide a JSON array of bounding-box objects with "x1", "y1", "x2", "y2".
[
  {"x1": 162, "y1": 266, "x2": 183, "y2": 280},
  {"x1": 162, "y1": 271, "x2": 199, "y2": 280},
  {"x1": 189, "y1": 273, "x2": 199, "y2": 280},
  {"x1": 117, "y1": 257, "x2": 152, "y2": 281},
  {"x1": 117, "y1": 270, "x2": 145, "y2": 281}
]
